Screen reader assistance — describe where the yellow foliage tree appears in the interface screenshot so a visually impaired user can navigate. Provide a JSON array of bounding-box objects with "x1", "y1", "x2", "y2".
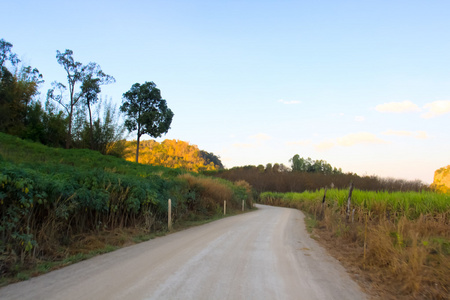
[
  {"x1": 431, "y1": 165, "x2": 450, "y2": 194},
  {"x1": 124, "y1": 139, "x2": 219, "y2": 172}
]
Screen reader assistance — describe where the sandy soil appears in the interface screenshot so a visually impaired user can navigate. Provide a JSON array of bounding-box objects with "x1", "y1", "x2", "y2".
[{"x1": 0, "y1": 204, "x2": 367, "y2": 300}]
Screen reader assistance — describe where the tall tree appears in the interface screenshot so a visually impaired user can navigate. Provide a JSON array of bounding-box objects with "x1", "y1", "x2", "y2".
[
  {"x1": 0, "y1": 39, "x2": 20, "y2": 71},
  {"x1": 120, "y1": 81, "x2": 174, "y2": 163},
  {"x1": 0, "y1": 39, "x2": 43, "y2": 135},
  {"x1": 80, "y1": 64, "x2": 115, "y2": 148},
  {"x1": 47, "y1": 49, "x2": 114, "y2": 148}
]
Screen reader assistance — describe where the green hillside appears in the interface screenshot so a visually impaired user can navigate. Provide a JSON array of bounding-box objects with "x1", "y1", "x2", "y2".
[{"x1": 0, "y1": 133, "x2": 252, "y2": 280}]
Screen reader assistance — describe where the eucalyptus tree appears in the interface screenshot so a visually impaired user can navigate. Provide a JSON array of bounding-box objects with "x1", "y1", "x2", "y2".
[
  {"x1": 0, "y1": 38, "x2": 20, "y2": 71},
  {"x1": 47, "y1": 49, "x2": 114, "y2": 148},
  {"x1": 80, "y1": 64, "x2": 115, "y2": 148},
  {"x1": 120, "y1": 81, "x2": 174, "y2": 163}
]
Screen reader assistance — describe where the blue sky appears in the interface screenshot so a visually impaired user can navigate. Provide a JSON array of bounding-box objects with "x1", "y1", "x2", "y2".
[{"x1": 3, "y1": 0, "x2": 450, "y2": 184}]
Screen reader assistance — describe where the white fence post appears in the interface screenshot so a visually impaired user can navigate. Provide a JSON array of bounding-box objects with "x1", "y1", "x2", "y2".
[{"x1": 168, "y1": 199, "x2": 172, "y2": 231}]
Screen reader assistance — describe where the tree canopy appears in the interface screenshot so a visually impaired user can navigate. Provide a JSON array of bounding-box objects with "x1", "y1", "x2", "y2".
[
  {"x1": 290, "y1": 154, "x2": 342, "y2": 174},
  {"x1": 120, "y1": 81, "x2": 174, "y2": 163}
]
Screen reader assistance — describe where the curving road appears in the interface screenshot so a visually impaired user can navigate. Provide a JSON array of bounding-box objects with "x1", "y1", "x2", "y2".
[{"x1": 0, "y1": 204, "x2": 367, "y2": 300}]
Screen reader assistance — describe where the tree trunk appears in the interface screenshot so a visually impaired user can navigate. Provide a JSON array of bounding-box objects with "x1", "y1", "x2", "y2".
[
  {"x1": 65, "y1": 81, "x2": 75, "y2": 149},
  {"x1": 66, "y1": 108, "x2": 73, "y2": 149},
  {"x1": 88, "y1": 102, "x2": 93, "y2": 150},
  {"x1": 136, "y1": 131, "x2": 140, "y2": 163}
]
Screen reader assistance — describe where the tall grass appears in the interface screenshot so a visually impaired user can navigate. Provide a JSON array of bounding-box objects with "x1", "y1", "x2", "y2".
[{"x1": 260, "y1": 189, "x2": 450, "y2": 299}]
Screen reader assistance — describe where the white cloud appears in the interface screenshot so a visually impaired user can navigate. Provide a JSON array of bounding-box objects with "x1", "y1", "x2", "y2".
[
  {"x1": 382, "y1": 130, "x2": 429, "y2": 139},
  {"x1": 421, "y1": 100, "x2": 450, "y2": 118},
  {"x1": 336, "y1": 132, "x2": 388, "y2": 146},
  {"x1": 278, "y1": 99, "x2": 301, "y2": 105},
  {"x1": 375, "y1": 100, "x2": 420, "y2": 113},
  {"x1": 355, "y1": 116, "x2": 365, "y2": 122},
  {"x1": 250, "y1": 133, "x2": 271, "y2": 141}
]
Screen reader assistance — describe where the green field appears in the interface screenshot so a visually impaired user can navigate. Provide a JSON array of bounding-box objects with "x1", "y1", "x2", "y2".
[{"x1": 261, "y1": 188, "x2": 450, "y2": 220}]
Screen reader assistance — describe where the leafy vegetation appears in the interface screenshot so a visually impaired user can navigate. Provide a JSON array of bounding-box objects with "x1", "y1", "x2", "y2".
[
  {"x1": 259, "y1": 189, "x2": 450, "y2": 299},
  {"x1": 0, "y1": 133, "x2": 252, "y2": 280}
]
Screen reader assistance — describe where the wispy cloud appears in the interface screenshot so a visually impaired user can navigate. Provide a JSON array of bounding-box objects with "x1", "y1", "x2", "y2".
[
  {"x1": 415, "y1": 131, "x2": 429, "y2": 139},
  {"x1": 421, "y1": 100, "x2": 450, "y2": 119},
  {"x1": 250, "y1": 133, "x2": 272, "y2": 141},
  {"x1": 382, "y1": 130, "x2": 429, "y2": 139},
  {"x1": 286, "y1": 139, "x2": 312, "y2": 146},
  {"x1": 336, "y1": 132, "x2": 388, "y2": 146},
  {"x1": 232, "y1": 143, "x2": 254, "y2": 149},
  {"x1": 278, "y1": 99, "x2": 301, "y2": 105},
  {"x1": 354, "y1": 116, "x2": 365, "y2": 122},
  {"x1": 315, "y1": 141, "x2": 335, "y2": 151},
  {"x1": 375, "y1": 100, "x2": 420, "y2": 113},
  {"x1": 375, "y1": 100, "x2": 450, "y2": 119},
  {"x1": 231, "y1": 133, "x2": 271, "y2": 149},
  {"x1": 314, "y1": 132, "x2": 388, "y2": 151}
]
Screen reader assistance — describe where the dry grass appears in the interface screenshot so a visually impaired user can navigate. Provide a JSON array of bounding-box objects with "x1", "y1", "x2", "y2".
[
  {"x1": 178, "y1": 173, "x2": 250, "y2": 214},
  {"x1": 325, "y1": 215, "x2": 449, "y2": 299}
]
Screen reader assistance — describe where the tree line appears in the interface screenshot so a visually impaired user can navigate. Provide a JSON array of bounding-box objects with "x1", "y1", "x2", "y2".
[
  {"x1": 0, "y1": 39, "x2": 173, "y2": 161},
  {"x1": 209, "y1": 154, "x2": 427, "y2": 193}
]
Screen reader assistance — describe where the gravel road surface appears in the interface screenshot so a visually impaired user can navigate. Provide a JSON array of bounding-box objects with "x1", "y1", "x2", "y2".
[{"x1": 0, "y1": 204, "x2": 367, "y2": 300}]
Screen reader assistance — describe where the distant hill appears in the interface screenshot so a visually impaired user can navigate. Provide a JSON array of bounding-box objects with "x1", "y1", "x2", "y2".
[
  {"x1": 431, "y1": 165, "x2": 450, "y2": 193},
  {"x1": 124, "y1": 139, "x2": 224, "y2": 172}
]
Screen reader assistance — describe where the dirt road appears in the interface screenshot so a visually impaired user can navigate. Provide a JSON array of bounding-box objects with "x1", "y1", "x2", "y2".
[{"x1": 0, "y1": 204, "x2": 367, "y2": 300}]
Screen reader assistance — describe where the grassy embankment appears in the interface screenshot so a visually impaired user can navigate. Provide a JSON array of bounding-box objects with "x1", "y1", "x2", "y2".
[
  {"x1": 0, "y1": 133, "x2": 253, "y2": 285},
  {"x1": 260, "y1": 189, "x2": 449, "y2": 300}
]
